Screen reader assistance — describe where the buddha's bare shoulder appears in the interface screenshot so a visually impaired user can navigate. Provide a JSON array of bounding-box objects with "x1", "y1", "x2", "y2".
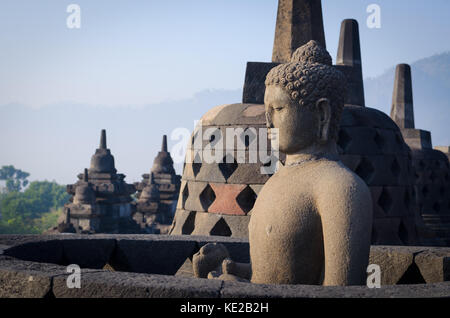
[{"x1": 310, "y1": 159, "x2": 372, "y2": 215}]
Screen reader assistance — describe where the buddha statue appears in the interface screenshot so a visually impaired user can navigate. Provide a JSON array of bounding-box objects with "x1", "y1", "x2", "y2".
[{"x1": 193, "y1": 41, "x2": 373, "y2": 286}]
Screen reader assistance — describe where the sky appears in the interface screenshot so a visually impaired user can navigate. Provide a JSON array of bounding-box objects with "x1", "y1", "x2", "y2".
[
  {"x1": 0, "y1": 0, "x2": 449, "y2": 107},
  {"x1": 0, "y1": 0, "x2": 449, "y2": 184}
]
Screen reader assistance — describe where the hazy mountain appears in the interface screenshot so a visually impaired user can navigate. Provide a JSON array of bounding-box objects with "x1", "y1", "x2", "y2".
[
  {"x1": 1, "y1": 53, "x2": 449, "y2": 185},
  {"x1": 0, "y1": 89, "x2": 242, "y2": 184},
  {"x1": 364, "y1": 52, "x2": 450, "y2": 147}
]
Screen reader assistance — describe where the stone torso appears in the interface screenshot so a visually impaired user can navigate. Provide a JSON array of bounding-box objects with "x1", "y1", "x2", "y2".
[
  {"x1": 248, "y1": 161, "x2": 326, "y2": 284},
  {"x1": 248, "y1": 158, "x2": 372, "y2": 285}
]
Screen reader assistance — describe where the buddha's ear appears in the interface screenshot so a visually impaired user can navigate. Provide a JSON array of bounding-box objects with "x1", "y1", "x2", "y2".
[{"x1": 316, "y1": 98, "x2": 331, "y2": 142}]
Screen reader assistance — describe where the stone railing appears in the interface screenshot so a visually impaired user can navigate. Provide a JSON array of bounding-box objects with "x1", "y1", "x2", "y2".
[{"x1": 0, "y1": 234, "x2": 449, "y2": 298}]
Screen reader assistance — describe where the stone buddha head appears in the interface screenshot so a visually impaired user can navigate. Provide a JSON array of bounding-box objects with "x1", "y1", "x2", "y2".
[{"x1": 264, "y1": 40, "x2": 347, "y2": 155}]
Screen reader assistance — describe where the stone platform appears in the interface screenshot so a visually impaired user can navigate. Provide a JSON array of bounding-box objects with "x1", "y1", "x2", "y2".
[{"x1": 0, "y1": 234, "x2": 449, "y2": 298}]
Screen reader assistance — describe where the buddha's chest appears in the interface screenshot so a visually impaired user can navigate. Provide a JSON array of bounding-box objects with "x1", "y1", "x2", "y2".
[{"x1": 248, "y1": 175, "x2": 321, "y2": 241}]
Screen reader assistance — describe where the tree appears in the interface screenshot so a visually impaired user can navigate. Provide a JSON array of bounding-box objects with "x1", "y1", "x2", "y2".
[
  {"x1": 0, "y1": 180, "x2": 69, "y2": 234},
  {"x1": 0, "y1": 165, "x2": 30, "y2": 192}
]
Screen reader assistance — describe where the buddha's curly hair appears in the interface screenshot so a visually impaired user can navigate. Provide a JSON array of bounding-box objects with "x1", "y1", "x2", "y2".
[
  {"x1": 290, "y1": 40, "x2": 333, "y2": 66},
  {"x1": 265, "y1": 40, "x2": 348, "y2": 141}
]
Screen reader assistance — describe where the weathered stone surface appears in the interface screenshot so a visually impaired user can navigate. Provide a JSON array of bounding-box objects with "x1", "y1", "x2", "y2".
[
  {"x1": 222, "y1": 215, "x2": 251, "y2": 238},
  {"x1": 227, "y1": 163, "x2": 271, "y2": 185},
  {"x1": 402, "y1": 128, "x2": 432, "y2": 150},
  {"x1": 170, "y1": 209, "x2": 196, "y2": 235},
  {"x1": 242, "y1": 62, "x2": 280, "y2": 104},
  {"x1": 184, "y1": 182, "x2": 211, "y2": 212},
  {"x1": 369, "y1": 246, "x2": 426, "y2": 285},
  {"x1": 195, "y1": 163, "x2": 227, "y2": 183},
  {"x1": 220, "y1": 280, "x2": 450, "y2": 298},
  {"x1": 336, "y1": 19, "x2": 365, "y2": 106},
  {"x1": 390, "y1": 64, "x2": 414, "y2": 129},
  {"x1": 53, "y1": 271, "x2": 222, "y2": 298},
  {"x1": 0, "y1": 258, "x2": 66, "y2": 298},
  {"x1": 415, "y1": 248, "x2": 450, "y2": 283},
  {"x1": 272, "y1": 0, "x2": 326, "y2": 63},
  {"x1": 110, "y1": 236, "x2": 197, "y2": 275},
  {"x1": 191, "y1": 212, "x2": 229, "y2": 236}
]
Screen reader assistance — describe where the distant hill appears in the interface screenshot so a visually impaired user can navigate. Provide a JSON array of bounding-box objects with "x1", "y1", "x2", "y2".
[
  {"x1": 1, "y1": 53, "x2": 449, "y2": 185},
  {"x1": 364, "y1": 52, "x2": 450, "y2": 146},
  {"x1": 0, "y1": 89, "x2": 242, "y2": 184}
]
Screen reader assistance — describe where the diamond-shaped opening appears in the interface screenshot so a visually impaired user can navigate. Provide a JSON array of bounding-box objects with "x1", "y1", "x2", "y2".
[
  {"x1": 181, "y1": 183, "x2": 189, "y2": 208},
  {"x1": 355, "y1": 157, "x2": 375, "y2": 184},
  {"x1": 433, "y1": 202, "x2": 441, "y2": 213},
  {"x1": 181, "y1": 211, "x2": 195, "y2": 235},
  {"x1": 210, "y1": 218, "x2": 232, "y2": 237},
  {"x1": 374, "y1": 131, "x2": 385, "y2": 150},
  {"x1": 192, "y1": 153, "x2": 202, "y2": 177},
  {"x1": 397, "y1": 262, "x2": 426, "y2": 285},
  {"x1": 199, "y1": 184, "x2": 216, "y2": 211},
  {"x1": 236, "y1": 186, "x2": 257, "y2": 214},
  {"x1": 218, "y1": 155, "x2": 238, "y2": 180},
  {"x1": 208, "y1": 128, "x2": 221, "y2": 148},
  {"x1": 337, "y1": 129, "x2": 352, "y2": 152},
  {"x1": 398, "y1": 221, "x2": 409, "y2": 245},
  {"x1": 422, "y1": 185, "x2": 429, "y2": 197},
  {"x1": 391, "y1": 158, "x2": 401, "y2": 178},
  {"x1": 378, "y1": 188, "x2": 393, "y2": 214},
  {"x1": 239, "y1": 128, "x2": 257, "y2": 148}
]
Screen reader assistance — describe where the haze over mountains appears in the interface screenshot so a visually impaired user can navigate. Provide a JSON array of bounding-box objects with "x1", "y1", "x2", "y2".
[{"x1": 0, "y1": 53, "x2": 449, "y2": 185}]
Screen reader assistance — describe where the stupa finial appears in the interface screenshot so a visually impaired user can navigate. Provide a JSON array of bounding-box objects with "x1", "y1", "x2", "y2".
[{"x1": 100, "y1": 129, "x2": 107, "y2": 149}]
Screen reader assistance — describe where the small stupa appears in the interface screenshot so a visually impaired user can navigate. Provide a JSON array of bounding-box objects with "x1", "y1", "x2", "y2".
[
  {"x1": 390, "y1": 64, "x2": 450, "y2": 246},
  {"x1": 134, "y1": 135, "x2": 181, "y2": 234},
  {"x1": 53, "y1": 130, "x2": 140, "y2": 234}
]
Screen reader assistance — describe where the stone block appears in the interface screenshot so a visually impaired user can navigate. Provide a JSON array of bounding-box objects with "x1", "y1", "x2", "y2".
[
  {"x1": 195, "y1": 163, "x2": 227, "y2": 183},
  {"x1": 184, "y1": 182, "x2": 211, "y2": 212},
  {"x1": 402, "y1": 128, "x2": 432, "y2": 150},
  {"x1": 242, "y1": 62, "x2": 280, "y2": 104},
  {"x1": 221, "y1": 215, "x2": 251, "y2": 239},
  {"x1": 208, "y1": 184, "x2": 249, "y2": 216},
  {"x1": 369, "y1": 246, "x2": 426, "y2": 285},
  {"x1": 415, "y1": 248, "x2": 450, "y2": 283},
  {"x1": 227, "y1": 163, "x2": 271, "y2": 184},
  {"x1": 191, "y1": 212, "x2": 227, "y2": 236},
  {"x1": 170, "y1": 209, "x2": 196, "y2": 235},
  {"x1": 53, "y1": 271, "x2": 222, "y2": 298}
]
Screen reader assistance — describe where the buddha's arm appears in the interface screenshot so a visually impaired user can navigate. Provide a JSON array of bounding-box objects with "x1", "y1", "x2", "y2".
[{"x1": 319, "y1": 183, "x2": 373, "y2": 286}]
